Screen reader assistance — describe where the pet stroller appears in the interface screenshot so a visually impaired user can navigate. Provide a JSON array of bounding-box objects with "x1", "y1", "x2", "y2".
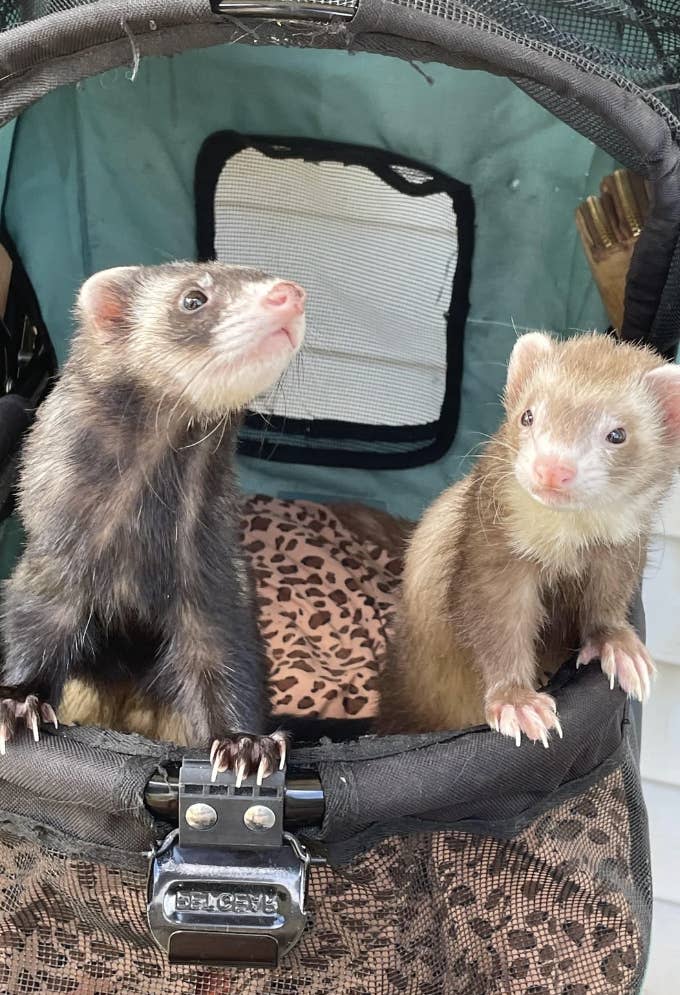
[{"x1": 0, "y1": 1, "x2": 678, "y2": 993}]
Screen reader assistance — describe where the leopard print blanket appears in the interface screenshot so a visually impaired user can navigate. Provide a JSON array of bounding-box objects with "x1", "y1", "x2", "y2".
[{"x1": 247, "y1": 494, "x2": 407, "y2": 721}]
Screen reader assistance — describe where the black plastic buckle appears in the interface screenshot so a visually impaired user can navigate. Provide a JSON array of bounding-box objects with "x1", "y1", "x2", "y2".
[{"x1": 147, "y1": 755, "x2": 311, "y2": 967}]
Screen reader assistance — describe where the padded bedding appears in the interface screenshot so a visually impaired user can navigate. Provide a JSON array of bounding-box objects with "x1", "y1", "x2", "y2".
[{"x1": 247, "y1": 494, "x2": 411, "y2": 721}]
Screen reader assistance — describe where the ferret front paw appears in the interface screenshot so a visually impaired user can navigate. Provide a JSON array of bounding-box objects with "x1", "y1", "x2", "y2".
[
  {"x1": 577, "y1": 629, "x2": 655, "y2": 701},
  {"x1": 485, "y1": 688, "x2": 562, "y2": 748},
  {"x1": 0, "y1": 691, "x2": 58, "y2": 755},
  {"x1": 210, "y1": 731, "x2": 288, "y2": 785}
]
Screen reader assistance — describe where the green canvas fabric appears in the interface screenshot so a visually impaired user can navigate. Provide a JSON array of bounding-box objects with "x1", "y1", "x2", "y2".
[{"x1": 1, "y1": 43, "x2": 613, "y2": 526}]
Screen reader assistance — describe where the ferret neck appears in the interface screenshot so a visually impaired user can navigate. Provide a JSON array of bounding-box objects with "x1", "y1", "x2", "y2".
[
  {"x1": 500, "y1": 477, "x2": 652, "y2": 570},
  {"x1": 72, "y1": 367, "x2": 238, "y2": 457}
]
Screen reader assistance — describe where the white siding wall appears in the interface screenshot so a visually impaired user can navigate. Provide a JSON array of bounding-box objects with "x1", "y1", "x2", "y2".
[{"x1": 641, "y1": 476, "x2": 680, "y2": 993}]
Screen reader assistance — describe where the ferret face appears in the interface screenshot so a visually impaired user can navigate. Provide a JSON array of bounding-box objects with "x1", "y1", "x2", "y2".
[
  {"x1": 512, "y1": 390, "x2": 653, "y2": 510},
  {"x1": 77, "y1": 262, "x2": 306, "y2": 417},
  {"x1": 504, "y1": 332, "x2": 680, "y2": 512}
]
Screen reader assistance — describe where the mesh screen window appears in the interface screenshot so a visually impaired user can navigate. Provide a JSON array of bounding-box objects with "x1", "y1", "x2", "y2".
[{"x1": 196, "y1": 133, "x2": 473, "y2": 468}]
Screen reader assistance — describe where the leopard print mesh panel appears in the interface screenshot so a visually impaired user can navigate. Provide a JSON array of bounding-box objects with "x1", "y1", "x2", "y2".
[{"x1": 0, "y1": 766, "x2": 648, "y2": 995}]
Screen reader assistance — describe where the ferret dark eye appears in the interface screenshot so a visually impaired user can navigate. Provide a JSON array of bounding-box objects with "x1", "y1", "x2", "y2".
[
  {"x1": 606, "y1": 428, "x2": 627, "y2": 445},
  {"x1": 181, "y1": 290, "x2": 208, "y2": 312},
  {"x1": 520, "y1": 409, "x2": 533, "y2": 427}
]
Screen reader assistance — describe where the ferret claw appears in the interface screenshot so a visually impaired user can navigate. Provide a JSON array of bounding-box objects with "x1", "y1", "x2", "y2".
[
  {"x1": 234, "y1": 760, "x2": 247, "y2": 789},
  {"x1": 487, "y1": 690, "x2": 562, "y2": 748},
  {"x1": 272, "y1": 731, "x2": 287, "y2": 770},
  {"x1": 640, "y1": 661, "x2": 652, "y2": 701},
  {"x1": 208, "y1": 732, "x2": 290, "y2": 785},
  {"x1": 0, "y1": 691, "x2": 57, "y2": 753},
  {"x1": 577, "y1": 643, "x2": 599, "y2": 668},
  {"x1": 256, "y1": 757, "x2": 270, "y2": 786},
  {"x1": 578, "y1": 631, "x2": 656, "y2": 703},
  {"x1": 41, "y1": 703, "x2": 58, "y2": 729}
]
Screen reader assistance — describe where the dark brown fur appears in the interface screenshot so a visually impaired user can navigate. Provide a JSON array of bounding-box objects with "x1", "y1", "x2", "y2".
[
  {"x1": 327, "y1": 502, "x2": 414, "y2": 561},
  {"x1": 0, "y1": 262, "x2": 305, "y2": 775}
]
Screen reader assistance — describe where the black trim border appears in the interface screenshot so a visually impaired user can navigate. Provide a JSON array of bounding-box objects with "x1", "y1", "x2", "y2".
[{"x1": 195, "y1": 131, "x2": 475, "y2": 469}]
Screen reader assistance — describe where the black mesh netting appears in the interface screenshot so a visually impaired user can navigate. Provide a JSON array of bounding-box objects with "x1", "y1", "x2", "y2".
[
  {"x1": 0, "y1": 758, "x2": 651, "y2": 994},
  {"x1": 394, "y1": 0, "x2": 680, "y2": 118},
  {"x1": 0, "y1": 0, "x2": 94, "y2": 31}
]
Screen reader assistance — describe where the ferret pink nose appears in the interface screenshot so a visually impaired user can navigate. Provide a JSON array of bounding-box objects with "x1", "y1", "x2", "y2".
[
  {"x1": 533, "y1": 456, "x2": 576, "y2": 490},
  {"x1": 263, "y1": 282, "x2": 305, "y2": 315}
]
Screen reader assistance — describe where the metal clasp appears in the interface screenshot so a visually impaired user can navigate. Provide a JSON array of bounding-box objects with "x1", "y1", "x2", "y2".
[
  {"x1": 147, "y1": 755, "x2": 312, "y2": 967},
  {"x1": 210, "y1": 0, "x2": 356, "y2": 21}
]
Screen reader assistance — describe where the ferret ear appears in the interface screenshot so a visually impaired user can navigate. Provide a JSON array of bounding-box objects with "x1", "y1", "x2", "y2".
[
  {"x1": 644, "y1": 363, "x2": 680, "y2": 440},
  {"x1": 77, "y1": 266, "x2": 139, "y2": 338},
  {"x1": 504, "y1": 332, "x2": 554, "y2": 407}
]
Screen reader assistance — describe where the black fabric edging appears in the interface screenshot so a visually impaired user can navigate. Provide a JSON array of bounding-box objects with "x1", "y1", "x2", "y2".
[{"x1": 195, "y1": 130, "x2": 474, "y2": 470}]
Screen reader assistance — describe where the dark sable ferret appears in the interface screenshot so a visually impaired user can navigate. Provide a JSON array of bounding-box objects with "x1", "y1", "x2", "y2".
[
  {"x1": 380, "y1": 332, "x2": 680, "y2": 744},
  {"x1": 0, "y1": 261, "x2": 306, "y2": 781}
]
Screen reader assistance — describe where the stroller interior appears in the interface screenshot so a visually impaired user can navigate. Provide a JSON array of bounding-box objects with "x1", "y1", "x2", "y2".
[{"x1": 0, "y1": 1, "x2": 678, "y2": 993}]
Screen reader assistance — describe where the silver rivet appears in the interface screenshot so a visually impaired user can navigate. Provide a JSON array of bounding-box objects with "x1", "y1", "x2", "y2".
[
  {"x1": 243, "y1": 805, "x2": 276, "y2": 831},
  {"x1": 185, "y1": 803, "x2": 217, "y2": 830}
]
